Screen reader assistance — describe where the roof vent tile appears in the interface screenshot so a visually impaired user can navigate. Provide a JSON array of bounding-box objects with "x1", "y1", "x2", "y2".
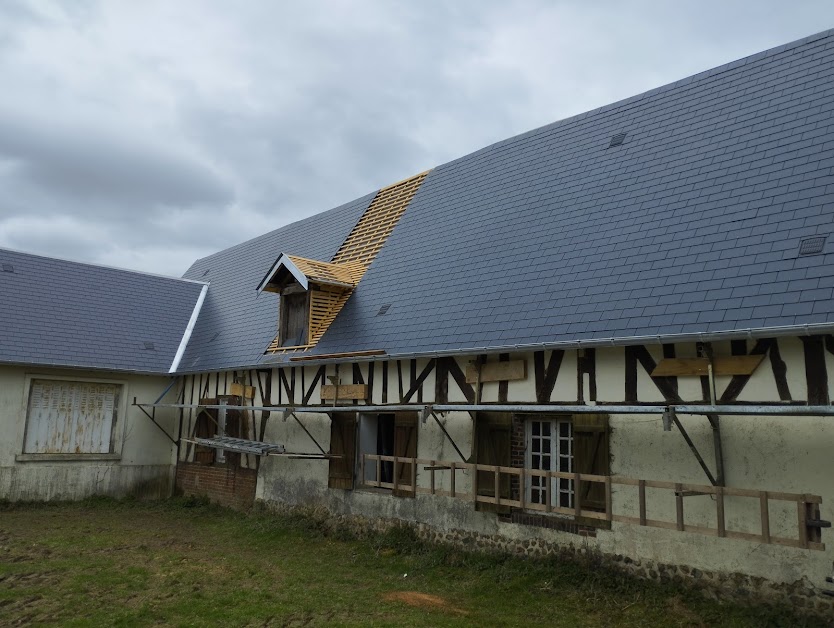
[
  {"x1": 143, "y1": 341, "x2": 156, "y2": 351},
  {"x1": 1, "y1": 263, "x2": 14, "y2": 273},
  {"x1": 608, "y1": 132, "x2": 627, "y2": 148},
  {"x1": 376, "y1": 304, "x2": 392, "y2": 316},
  {"x1": 799, "y1": 236, "x2": 826, "y2": 256}
]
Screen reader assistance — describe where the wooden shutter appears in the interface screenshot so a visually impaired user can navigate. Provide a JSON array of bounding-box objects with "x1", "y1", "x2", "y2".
[
  {"x1": 24, "y1": 380, "x2": 118, "y2": 454},
  {"x1": 474, "y1": 413, "x2": 511, "y2": 513},
  {"x1": 194, "y1": 398, "x2": 217, "y2": 464},
  {"x1": 573, "y1": 413, "x2": 610, "y2": 512},
  {"x1": 218, "y1": 395, "x2": 243, "y2": 467},
  {"x1": 328, "y1": 413, "x2": 356, "y2": 490},
  {"x1": 280, "y1": 291, "x2": 309, "y2": 347},
  {"x1": 393, "y1": 412, "x2": 418, "y2": 497}
]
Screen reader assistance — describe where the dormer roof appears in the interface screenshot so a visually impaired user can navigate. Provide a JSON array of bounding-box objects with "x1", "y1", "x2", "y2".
[{"x1": 257, "y1": 254, "x2": 364, "y2": 293}]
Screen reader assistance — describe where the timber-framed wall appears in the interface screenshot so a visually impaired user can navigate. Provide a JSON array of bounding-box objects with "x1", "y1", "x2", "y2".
[{"x1": 162, "y1": 334, "x2": 834, "y2": 604}]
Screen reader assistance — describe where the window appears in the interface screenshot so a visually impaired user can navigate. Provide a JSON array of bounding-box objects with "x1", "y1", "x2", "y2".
[
  {"x1": 23, "y1": 379, "x2": 122, "y2": 455},
  {"x1": 353, "y1": 412, "x2": 418, "y2": 496},
  {"x1": 527, "y1": 417, "x2": 574, "y2": 508},
  {"x1": 192, "y1": 396, "x2": 246, "y2": 466},
  {"x1": 522, "y1": 413, "x2": 610, "y2": 515},
  {"x1": 279, "y1": 289, "x2": 309, "y2": 347}
]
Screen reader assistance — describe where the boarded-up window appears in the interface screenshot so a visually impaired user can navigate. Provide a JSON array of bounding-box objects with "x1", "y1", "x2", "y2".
[
  {"x1": 280, "y1": 291, "x2": 309, "y2": 347},
  {"x1": 24, "y1": 380, "x2": 120, "y2": 454},
  {"x1": 474, "y1": 412, "x2": 511, "y2": 513},
  {"x1": 328, "y1": 413, "x2": 356, "y2": 489}
]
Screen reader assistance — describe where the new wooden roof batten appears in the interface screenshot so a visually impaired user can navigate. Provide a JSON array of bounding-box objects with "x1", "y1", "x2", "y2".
[{"x1": 264, "y1": 171, "x2": 429, "y2": 353}]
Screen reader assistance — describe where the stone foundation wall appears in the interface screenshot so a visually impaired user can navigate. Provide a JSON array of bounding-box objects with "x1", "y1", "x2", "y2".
[{"x1": 258, "y1": 499, "x2": 834, "y2": 619}]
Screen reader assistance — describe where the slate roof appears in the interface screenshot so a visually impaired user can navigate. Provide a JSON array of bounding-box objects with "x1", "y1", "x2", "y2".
[
  {"x1": 0, "y1": 248, "x2": 206, "y2": 373},
  {"x1": 179, "y1": 195, "x2": 373, "y2": 371},
  {"x1": 183, "y1": 29, "x2": 834, "y2": 371}
]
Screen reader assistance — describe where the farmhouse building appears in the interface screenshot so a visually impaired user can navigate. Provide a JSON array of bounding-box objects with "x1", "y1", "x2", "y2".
[
  {"x1": 3, "y1": 29, "x2": 834, "y2": 610},
  {"x1": 0, "y1": 248, "x2": 205, "y2": 499}
]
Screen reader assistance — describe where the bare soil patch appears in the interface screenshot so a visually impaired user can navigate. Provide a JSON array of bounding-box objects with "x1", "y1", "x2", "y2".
[{"x1": 383, "y1": 591, "x2": 468, "y2": 615}]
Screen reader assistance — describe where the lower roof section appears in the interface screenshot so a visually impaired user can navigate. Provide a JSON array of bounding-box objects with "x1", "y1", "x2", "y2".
[{"x1": 0, "y1": 247, "x2": 206, "y2": 374}]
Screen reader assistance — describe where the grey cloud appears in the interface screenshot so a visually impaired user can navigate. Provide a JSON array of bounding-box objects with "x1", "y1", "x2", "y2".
[
  {"x1": 1, "y1": 1, "x2": 834, "y2": 276},
  {"x1": 0, "y1": 109, "x2": 233, "y2": 214}
]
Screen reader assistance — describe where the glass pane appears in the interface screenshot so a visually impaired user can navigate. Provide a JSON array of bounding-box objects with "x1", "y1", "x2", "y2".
[
  {"x1": 541, "y1": 422, "x2": 551, "y2": 437},
  {"x1": 532, "y1": 455, "x2": 540, "y2": 469},
  {"x1": 559, "y1": 457, "x2": 569, "y2": 472},
  {"x1": 559, "y1": 421, "x2": 570, "y2": 437},
  {"x1": 532, "y1": 421, "x2": 540, "y2": 436},
  {"x1": 542, "y1": 456, "x2": 550, "y2": 471},
  {"x1": 532, "y1": 439, "x2": 540, "y2": 453}
]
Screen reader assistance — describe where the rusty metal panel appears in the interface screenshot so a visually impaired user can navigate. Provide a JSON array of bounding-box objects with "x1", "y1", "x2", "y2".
[{"x1": 24, "y1": 380, "x2": 119, "y2": 454}]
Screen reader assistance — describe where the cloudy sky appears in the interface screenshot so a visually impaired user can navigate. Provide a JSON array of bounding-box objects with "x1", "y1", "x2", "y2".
[{"x1": 0, "y1": 1, "x2": 832, "y2": 276}]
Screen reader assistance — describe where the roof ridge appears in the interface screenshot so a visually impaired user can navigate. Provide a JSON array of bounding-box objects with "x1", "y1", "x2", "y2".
[{"x1": 0, "y1": 245, "x2": 208, "y2": 286}]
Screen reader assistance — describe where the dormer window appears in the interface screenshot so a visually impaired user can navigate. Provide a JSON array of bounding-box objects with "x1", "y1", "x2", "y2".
[
  {"x1": 257, "y1": 253, "x2": 364, "y2": 350},
  {"x1": 254, "y1": 171, "x2": 429, "y2": 353}
]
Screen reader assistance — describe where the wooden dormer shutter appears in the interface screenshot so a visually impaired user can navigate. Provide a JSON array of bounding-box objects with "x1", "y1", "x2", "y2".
[
  {"x1": 393, "y1": 412, "x2": 418, "y2": 497},
  {"x1": 328, "y1": 413, "x2": 356, "y2": 490},
  {"x1": 280, "y1": 291, "x2": 309, "y2": 347},
  {"x1": 573, "y1": 413, "x2": 610, "y2": 512}
]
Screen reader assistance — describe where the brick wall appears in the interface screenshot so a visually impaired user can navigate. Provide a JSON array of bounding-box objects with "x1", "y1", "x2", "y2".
[{"x1": 175, "y1": 462, "x2": 257, "y2": 510}]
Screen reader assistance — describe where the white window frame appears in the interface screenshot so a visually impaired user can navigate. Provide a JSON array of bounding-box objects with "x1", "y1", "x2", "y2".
[
  {"x1": 525, "y1": 416, "x2": 574, "y2": 511},
  {"x1": 17, "y1": 374, "x2": 129, "y2": 462}
]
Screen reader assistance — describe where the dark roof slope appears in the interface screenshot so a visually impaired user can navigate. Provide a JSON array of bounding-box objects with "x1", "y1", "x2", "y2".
[
  {"x1": 315, "y1": 29, "x2": 834, "y2": 356},
  {"x1": 184, "y1": 29, "x2": 834, "y2": 370},
  {"x1": 0, "y1": 248, "x2": 205, "y2": 373},
  {"x1": 179, "y1": 194, "x2": 372, "y2": 371}
]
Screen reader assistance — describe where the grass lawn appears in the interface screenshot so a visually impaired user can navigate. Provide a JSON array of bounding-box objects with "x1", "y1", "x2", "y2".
[{"x1": 0, "y1": 498, "x2": 824, "y2": 627}]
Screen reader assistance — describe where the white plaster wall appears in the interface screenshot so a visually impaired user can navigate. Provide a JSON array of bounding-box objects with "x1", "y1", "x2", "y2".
[
  {"x1": 599, "y1": 339, "x2": 833, "y2": 588},
  {"x1": 252, "y1": 339, "x2": 834, "y2": 591},
  {"x1": 0, "y1": 365, "x2": 180, "y2": 500}
]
